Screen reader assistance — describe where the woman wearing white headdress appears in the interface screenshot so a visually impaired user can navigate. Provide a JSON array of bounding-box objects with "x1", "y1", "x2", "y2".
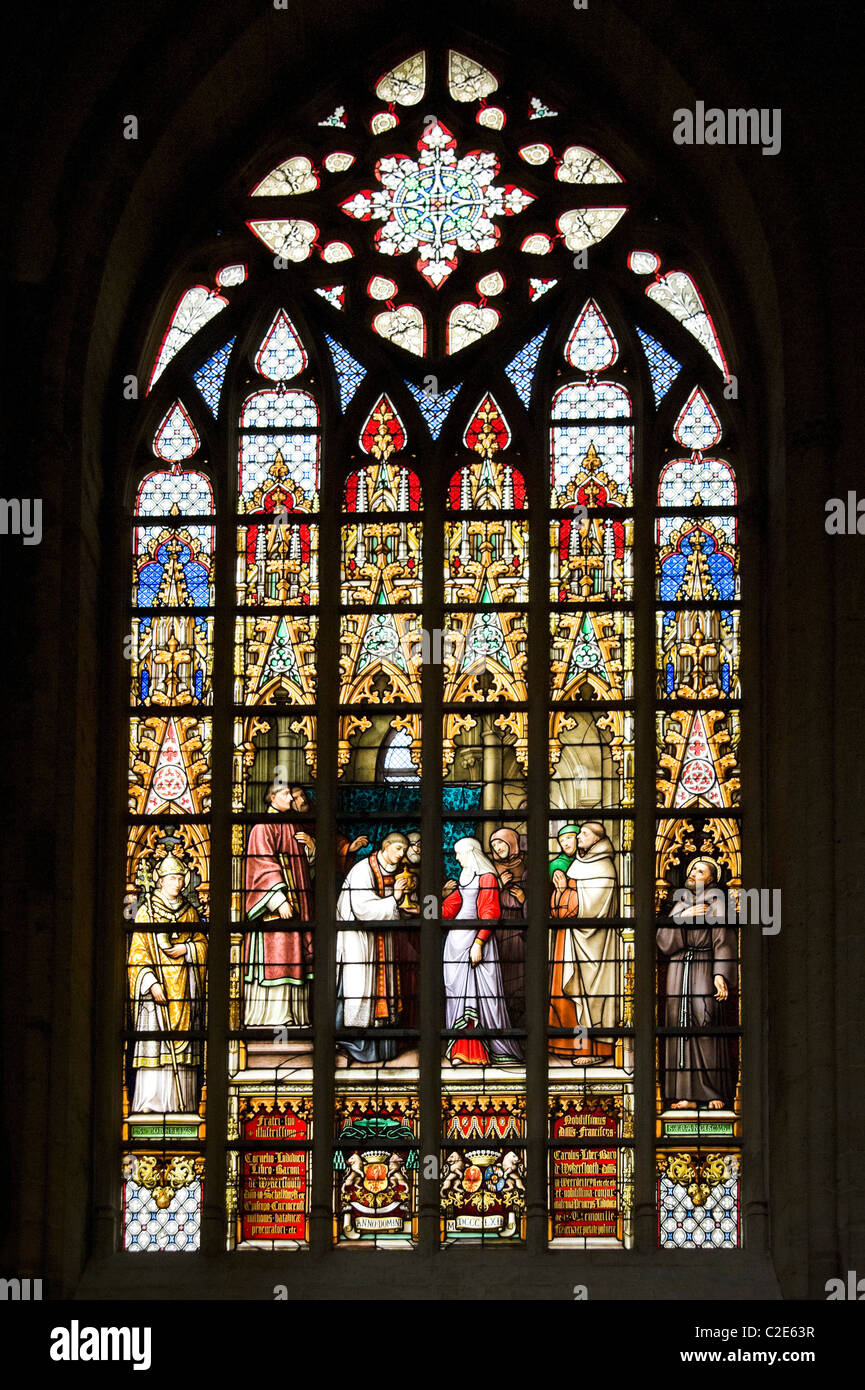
[{"x1": 442, "y1": 837, "x2": 522, "y2": 1066}]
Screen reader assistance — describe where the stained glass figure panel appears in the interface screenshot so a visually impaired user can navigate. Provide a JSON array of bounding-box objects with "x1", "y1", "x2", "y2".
[
  {"x1": 654, "y1": 816, "x2": 742, "y2": 915},
  {"x1": 658, "y1": 1151, "x2": 740, "y2": 1248},
  {"x1": 125, "y1": 824, "x2": 210, "y2": 921},
  {"x1": 656, "y1": 709, "x2": 741, "y2": 809},
  {"x1": 334, "y1": 1094, "x2": 419, "y2": 1245},
  {"x1": 228, "y1": 1098, "x2": 312, "y2": 1249},
  {"x1": 130, "y1": 615, "x2": 213, "y2": 707},
  {"x1": 655, "y1": 925, "x2": 741, "y2": 1119},
  {"x1": 334, "y1": 819, "x2": 421, "y2": 897},
  {"x1": 122, "y1": 1047, "x2": 207, "y2": 1139},
  {"x1": 548, "y1": 930, "x2": 631, "y2": 1059},
  {"x1": 550, "y1": 609, "x2": 633, "y2": 701},
  {"x1": 231, "y1": 815, "x2": 316, "y2": 922},
  {"x1": 232, "y1": 714, "x2": 316, "y2": 811},
  {"x1": 123, "y1": 1153, "x2": 204, "y2": 1251},
  {"x1": 547, "y1": 816, "x2": 633, "y2": 916},
  {"x1": 231, "y1": 932, "x2": 316, "y2": 1043},
  {"x1": 656, "y1": 515, "x2": 738, "y2": 601},
  {"x1": 550, "y1": 512, "x2": 634, "y2": 603},
  {"x1": 442, "y1": 919, "x2": 526, "y2": 1048},
  {"x1": 341, "y1": 522, "x2": 422, "y2": 605},
  {"x1": 549, "y1": 1088, "x2": 634, "y2": 1247},
  {"x1": 656, "y1": 608, "x2": 740, "y2": 699},
  {"x1": 124, "y1": 927, "x2": 208, "y2": 1033},
  {"x1": 123, "y1": 825, "x2": 209, "y2": 1131},
  {"x1": 335, "y1": 926, "x2": 419, "y2": 1054},
  {"x1": 133, "y1": 525, "x2": 214, "y2": 607},
  {"x1": 339, "y1": 611, "x2": 423, "y2": 704},
  {"x1": 441, "y1": 608, "x2": 527, "y2": 703},
  {"x1": 234, "y1": 615, "x2": 318, "y2": 704},
  {"x1": 236, "y1": 521, "x2": 319, "y2": 606}
]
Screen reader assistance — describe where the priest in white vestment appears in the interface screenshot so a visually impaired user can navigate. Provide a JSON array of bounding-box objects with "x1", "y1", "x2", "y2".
[{"x1": 336, "y1": 832, "x2": 408, "y2": 1064}]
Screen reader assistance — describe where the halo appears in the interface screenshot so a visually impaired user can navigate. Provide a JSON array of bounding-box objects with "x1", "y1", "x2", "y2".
[{"x1": 685, "y1": 854, "x2": 721, "y2": 883}]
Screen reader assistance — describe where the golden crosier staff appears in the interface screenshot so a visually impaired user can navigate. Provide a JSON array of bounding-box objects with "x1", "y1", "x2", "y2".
[{"x1": 139, "y1": 855, "x2": 184, "y2": 1111}]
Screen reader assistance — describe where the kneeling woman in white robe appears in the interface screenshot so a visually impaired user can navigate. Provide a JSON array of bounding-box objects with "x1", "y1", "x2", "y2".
[{"x1": 442, "y1": 838, "x2": 523, "y2": 1066}]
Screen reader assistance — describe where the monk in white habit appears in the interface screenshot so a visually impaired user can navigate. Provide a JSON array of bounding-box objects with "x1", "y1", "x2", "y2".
[
  {"x1": 549, "y1": 821, "x2": 620, "y2": 1063},
  {"x1": 336, "y1": 832, "x2": 408, "y2": 1065}
]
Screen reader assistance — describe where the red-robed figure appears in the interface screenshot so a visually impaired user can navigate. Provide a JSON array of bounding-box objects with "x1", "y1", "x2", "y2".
[
  {"x1": 243, "y1": 783, "x2": 315, "y2": 1028},
  {"x1": 442, "y1": 837, "x2": 522, "y2": 1066}
]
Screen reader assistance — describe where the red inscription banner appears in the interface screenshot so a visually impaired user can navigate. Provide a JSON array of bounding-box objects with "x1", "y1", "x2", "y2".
[
  {"x1": 241, "y1": 1107, "x2": 309, "y2": 1242},
  {"x1": 551, "y1": 1107, "x2": 620, "y2": 1240}
]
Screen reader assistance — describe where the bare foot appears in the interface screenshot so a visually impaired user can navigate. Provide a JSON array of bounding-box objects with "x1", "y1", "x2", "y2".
[
  {"x1": 708, "y1": 1099, "x2": 725, "y2": 1109},
  {"x1": 671, "y1": 1100, "x2": 696, "y2": 1109}
]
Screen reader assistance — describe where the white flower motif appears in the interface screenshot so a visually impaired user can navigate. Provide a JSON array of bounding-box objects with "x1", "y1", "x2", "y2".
[{"x1": 340, "y1": 121, "x2": 533, "y2": 288}]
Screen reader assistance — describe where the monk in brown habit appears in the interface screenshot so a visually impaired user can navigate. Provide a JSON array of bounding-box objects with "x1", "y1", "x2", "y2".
[
  {"x1": 657, "y1": 858, "x2": 735, "y2": 1109},
  {"x1": 489, "y1": 827, "x2": 527, "y2": 1027}
]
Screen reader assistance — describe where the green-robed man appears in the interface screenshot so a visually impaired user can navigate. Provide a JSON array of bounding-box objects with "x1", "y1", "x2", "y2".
[{"x1": 549, "y1": 825, "x2": 581, "y2": 878}]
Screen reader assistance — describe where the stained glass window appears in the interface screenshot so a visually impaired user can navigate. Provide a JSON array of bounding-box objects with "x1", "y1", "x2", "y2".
[
  {"x1": 635, "y1": 327, "x2": 682, "y2": 407},
  {"x1": 122, "y1": 43, "x2": 743, "y2": 1261},
  {"x1": 655, "y1": 381, "x2": 741, "y2": 1246},
  {"x1": 125, "y1": 415, "x2": 213, "y2": 1250},
  {"x1": 193, "y1": 338, "x2": 235, "y2": 418}
]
